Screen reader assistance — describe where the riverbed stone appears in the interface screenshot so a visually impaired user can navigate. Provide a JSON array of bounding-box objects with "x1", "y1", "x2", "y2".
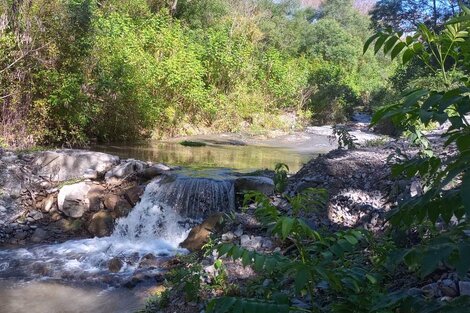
[
  {"x1": 105, "y1": 160, "x2": 146, "y2": 183},
  {"x1": 108, "y1": 257, "x2": 124, "y2": 273},
  {"x1": 88, "y1": 210, "x2": 114, "y2": 237},
  {"x1": 180, "y1": 213, "x2": 224, "y2": 251},
  {"x1": 124, "y1": 186, "x2": 145, "y2": 206},
  {"x1": 57, "y1": 182, "x2": 91, "y2": 218},
  {"x1": 235, "y1": 176, "x2": 274, "y2": 195},
  {"x1": 33, "y1": 150, "x2": 119, "y2": 182},
  {"x1": 31, "y1": 228, "x2": 49, "y2": 243}
]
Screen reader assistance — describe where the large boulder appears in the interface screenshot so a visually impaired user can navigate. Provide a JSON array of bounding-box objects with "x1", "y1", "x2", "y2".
[
  {"x1": 180, "y1": 213, "x2": 224, "y2": 251},
  {"x1": 57, "y1": 182, "x2": 92, "y2": 218},
  {"x1": 234, "y1": 176, "x2": 275, "y2": 195},
  {"x1": 88, "y1": 210, "x2": 114, "y2": 237},
  {"x1": 33, "y1": 150, "x2": 119, "y2": 182}
]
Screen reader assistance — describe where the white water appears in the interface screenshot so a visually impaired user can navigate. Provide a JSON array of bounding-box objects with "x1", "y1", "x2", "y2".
[{"x1": 0, "y1": 178, "x2": 190, "y2": 282}]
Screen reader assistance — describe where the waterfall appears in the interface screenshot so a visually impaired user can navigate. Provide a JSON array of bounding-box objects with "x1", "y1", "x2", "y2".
[{"x1": 0, "y1": 173, "x2": 236, "y2": 283}]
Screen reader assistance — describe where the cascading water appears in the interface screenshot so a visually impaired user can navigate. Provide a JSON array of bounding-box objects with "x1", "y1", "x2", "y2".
[{"x1": 0, "y1": 173, "x2": 235, "y2": 284}]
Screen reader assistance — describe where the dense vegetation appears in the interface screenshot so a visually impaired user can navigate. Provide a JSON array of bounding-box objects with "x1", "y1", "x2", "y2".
[
  {"x1": 136, "y1": 2, "x2": 470, "y2": 313},
  {"x1": 0, "y1": 0, "x2": 394, "y2": 148}
]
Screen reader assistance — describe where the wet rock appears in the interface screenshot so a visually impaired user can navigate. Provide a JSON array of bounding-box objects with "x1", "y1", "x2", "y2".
[
  {"x1": 124, "y1": 186, "x2": 144, "y2": 206},
  {"x1": 88, "y1": 210, "x2": 114, "y2": 237},
  {"x1": 104, "y1": 194, "x2": 132, "y2": 218},
  {"x1": 235, "y1": 176, "x2": 274, "y2": 195},
  {"x1": 86, "y1": 184, "x2": 106, "y2": 212},
  {"x1": 108, "y1": 257, "x2": 124, "y2": 273},
  {"x1": 180, "y1": 213, "x2": 224, "y2": 251},
  {"x1": 105, "y1": 160, "x2": 146, "y2": 183},
  {"x1": 138, "y1": 253, "x2": 166, "y2": 270},
  {"x1": 57, "y1": 182, "x2": 92, "y2": 218},
  {"x1": 31, "y1": 228, "x2": 49, "y2": 243},
  {"x1": 32, "y1": 262, "x2": 50, "y2": 276},
  {"x1": 14, "y1": 231, "x2": 28, "y2": 240},
  {"x1": 33, "y1": 150, "x2": 119, "y2": 181},
  {"x1": 138, "y1": 164, "x2": 170, "y2": 180},
  {"x1": 459, "y1": 281, "x2": 470, "y2": 296}
]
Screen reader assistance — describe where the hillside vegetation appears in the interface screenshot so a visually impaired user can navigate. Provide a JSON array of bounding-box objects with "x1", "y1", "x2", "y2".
[{"x1": 0, "y1": 0, "x2": 393, "y2": 148}]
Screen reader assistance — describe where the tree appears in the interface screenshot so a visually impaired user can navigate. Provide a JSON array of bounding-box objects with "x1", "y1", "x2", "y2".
[{"x1": 370, "y1": 0, "x2": 469, "y2": 32}]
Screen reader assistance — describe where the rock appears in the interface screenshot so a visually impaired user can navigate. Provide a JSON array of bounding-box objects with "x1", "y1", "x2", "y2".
[
  {"x1": 86, "y1": 184, "x2": 106, "y2": 212},
  {"x1": 88, "y1": 211, "x2": 114, "y2": 237},
  {"x1": 138, "y1": 164, "x2": 170, "y2": 180},
  {"x1": 57, "y1": 182, "x2": 104, "y2": 217},
  {"x1": 0, "y1": 206, "x2": 6, "y2": 213},
  {"x1": 57, "y1": 182, "x2": 92, "y2": 218},
  {"x1": 138, "y1": 253, "x2": 161, "y2": 269},
  {"x1": 108, "y1": 257, "x2": 124, "y2": 273},
  {"x1": 31, "y1": 262, "x2": 50, "y2": 276},
  {"x1": 33, "y1": 150, "x2": 119, "y2": 181},
  {"x1": 41, "y1": 194, "x2": 56, "y2": 213},
  {"x1": 422, "y1": 283, "x2": 441, "y2": 298},
  {"x1": 104, "y1": 194, "x2": 132, "y2": 218},
  {"x1": 180, "y1": 213, "x2": 224, "y2": 251},
  {"x1": 105, "y1": 160, "x2": 147, "y2": 183},
  {"x1": 221, "y1": 232, "x2": 235, "y2": 241},
  {"x1": 235, "y1": 176, "x2": 274, "y2": 195},
  {"x1": 14, "y1": 231, "x2": 28, "y2": 240},
  {"x1": 459, "y1": 281, "x2": 470, "y2": 296},
  {"x1": 440, "y1": 279, "x2": 458, "y2": 297},
  {"x1": 31, "y1": 228, "x2": 49, "y2": 243},
  {"x1": 29, "y1": 211, "x2": 43, "y2": 221},
  {"x1": 124, "y1": 186, "x2": 144, "y2": 206},
  {"x1": 240, "y1": 235, "x2": 264, "y2": 250}
]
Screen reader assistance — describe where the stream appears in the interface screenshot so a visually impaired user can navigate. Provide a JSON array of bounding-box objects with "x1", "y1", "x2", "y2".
[{"x1": 0, "y1": 135, "x2": 333, "y2": 313}]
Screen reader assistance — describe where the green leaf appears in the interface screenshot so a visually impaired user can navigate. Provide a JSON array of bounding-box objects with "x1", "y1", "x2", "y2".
[
  {"x1": 383, "y1": 36, "x2": 400, "y2": 55},
  {"x1": 344, "y1": 234, "x2": 358, "y2": 245},
  {"x1": 363, "y1": 33, "x2": 381, "y2": 54},
  {"x1": 461, "y1": 171, "x2": 470, "y2": 215},
  {"x1": 281, "y1": 217, "x2": 294, "y2": 239},
  {"x1": 391, "y1": 42, "x2": 406, "y2": 59},
  {"x1": 402, "y1": 48, "x2": 415, "y2": 64},
  {"x1": 374, "y1": 34, "x2": 388, "y2": 54},
  {"x1": 294, "y1": 265, "x2": 310, "y2": 293}
]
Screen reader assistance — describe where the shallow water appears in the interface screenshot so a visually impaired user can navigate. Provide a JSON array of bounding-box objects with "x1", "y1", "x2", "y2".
[
  {"x1": 0, "y1": 135, "x2": 332, "y2": 312},
  {"x1": 0, "y1": 280, "x2": 143, "y2": 313},
  {"x1": 0, "y1": 179, "x2": 190, "y2": 313},
  {"x1": 91, "y1": 136, "x2": 328, "y2": 173}
]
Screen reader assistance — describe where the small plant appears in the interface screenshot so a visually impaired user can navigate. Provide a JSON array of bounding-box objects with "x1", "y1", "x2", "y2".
[
  {"x1": 273, "y1": 163, "x2": 289, "y2": 193},
  {"x1": 167, "y1": 254, "x2": 203, "y2": 302},
  {"x1": 332, "y1": 125, "x2": 357, "y2": 149}
]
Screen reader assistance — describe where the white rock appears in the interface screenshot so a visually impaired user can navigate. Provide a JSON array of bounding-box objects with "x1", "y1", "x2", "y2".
[{"x1": 57, "y1": 182, "x2": 92, "y2": 218}]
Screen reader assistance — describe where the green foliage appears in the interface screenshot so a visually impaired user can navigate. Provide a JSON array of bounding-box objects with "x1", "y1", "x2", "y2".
[
  {"x1": 365, "y1": 2, "x2": 470, "y2": 298},
  {"x1": 0, "y1": 0, "x2": 394, "y2": 148},
  {"x1": 207, "y1": 190, "x2": 388, "y2": 313},
  {"x1": 273, "y1": 163, "x2": 289, "y2": 193},
  {"x1": 332, "y1": 125, "x2": 357, "y2": 149}
]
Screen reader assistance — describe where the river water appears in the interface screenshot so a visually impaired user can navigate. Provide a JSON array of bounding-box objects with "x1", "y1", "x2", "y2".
[{"x1": 0, "y1": 135, "x2": 333, "y2": 313}]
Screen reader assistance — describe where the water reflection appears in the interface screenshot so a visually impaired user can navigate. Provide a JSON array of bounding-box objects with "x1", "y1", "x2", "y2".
[
  {"x1": 0, "y1": 280, "x2": 143, "y2": 313},
  {"x1": 91, "y1": 141, "x2": 317, "y2": 173}
]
